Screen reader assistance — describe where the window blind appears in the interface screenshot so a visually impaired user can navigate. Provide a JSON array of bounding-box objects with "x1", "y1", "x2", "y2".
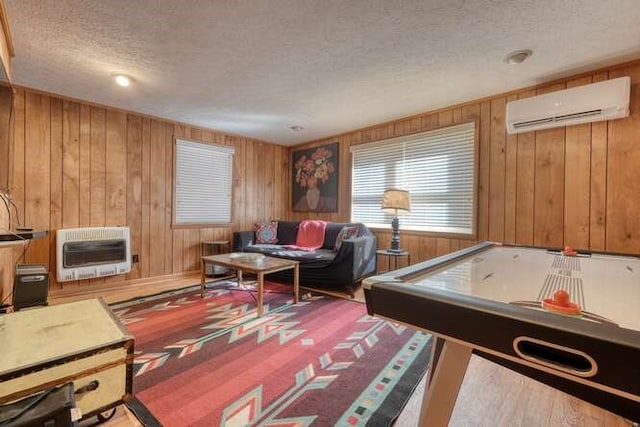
[
  {"x1": 174, "y1": 139, "x2": 234, "y2": 225},
  {"x1": 350, "y1": 122, "x2": 475, "y2": 235}
]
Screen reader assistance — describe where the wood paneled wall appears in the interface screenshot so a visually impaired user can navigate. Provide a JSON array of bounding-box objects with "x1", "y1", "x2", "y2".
[
  {"x1": 0, "y1": 203, "x2": 11, "y2": 304},
  {"x1": 1, "y1": 87, "x2": 288, "y2": 299},
  {"x1": 3, "y1": 59, "x2": 640, "y2": 300},
  {"x1": 287, "y1": 61, "x2": 640, "y2": 267}
]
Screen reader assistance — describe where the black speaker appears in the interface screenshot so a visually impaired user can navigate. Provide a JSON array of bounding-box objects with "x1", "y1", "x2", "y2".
[{"x1": 13, "y1": 264, "x2": 49, "y2": 311}]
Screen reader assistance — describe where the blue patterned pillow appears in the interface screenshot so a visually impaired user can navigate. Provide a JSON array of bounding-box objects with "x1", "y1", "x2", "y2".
[
  {"x1": 255, "y1": 221, "x2": 278, "y2": 244},
  {"x1": 334, "y1": 225, "x2": 359, "y2": 251}
]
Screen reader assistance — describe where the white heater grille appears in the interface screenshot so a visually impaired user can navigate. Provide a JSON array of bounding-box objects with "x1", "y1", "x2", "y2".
[
  {"x1": 61, "y1": 227, "x2": 127, "y2": 242},
  {"x1": 56, "y1": 226, "x2": 131, "y2": 282}
]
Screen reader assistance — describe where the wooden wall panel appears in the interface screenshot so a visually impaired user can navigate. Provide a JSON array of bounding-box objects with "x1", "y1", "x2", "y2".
[
  {"x1": 10, "y1": 89, "x2": 25, "y2": 272},
  {"x1": 253, "y1": 142, "x2": 265, "y2": 220},
  {"x1": 488, "y1": 97, "x2": 506, "y2": 241},
  {"x1": 231, "y1": 135, "x2": 246, "y2": 230},
  {"x1": 89, "y1": 107, "x2": 106, "y2": 227},
  {"x1": 439, "y1": 110, "x2": 453, "y2": 127},
  {"x1": 0, "y1": 86, "x2": 10, "y2": 196},
  {"x1": 0, "y1": 85, "x2": 13, "y2": 299},
  {"x1": 164, "y1": 124, "x2": 174, "y2": 275},
  {"x1": 533, "y1": 83, "x2": 566, "y2": 248},
  {"x1": 62, "y1": 101, "x2": 80, "y2": 229},
  {"x1": 149, "y1": 119, "x2": 165, "y2": 277},
  {"x1": 24, "y1": 92, "x2": 50, "y2": 267},
  {"x1": 104, "y1": 110, "x2": 128, "y2": 285},
  {"x1": 436, "y1": 238, "x2": 451, "y2": 256},
  {"x1": 5, "y1": 87, "x2": 287, "y2": 296},
  {"x1": 89, "y1": 107, "x2": 106, "y2": 286},
  {"x1": 285, "y1": 60, "x2": 640, "y2": 266},
  {"x1": 11, "y1": 89, "x2": 24, "y2": 224},
  {"x1": 515, "y1": 90, "x2": 536, "y2": 245},
  {"x1": 126, "y1": 115, "x2": 142, "y2": 279},
  {"x1": 78, "y1": 105, "x2": 91, "y2": 227},
  {"x1": 244, "y1": 141, "x2": 256, "y2": 224},
  {"x1": 0, "y1": 209, "x2": 11, "y2": 301},
  {"x1": 105, "y1": 110, "x2": 127, "y2": 226},
  {"x1": 140, "y1": 118, "x2": 151, "y2": 278},
  {"x1": 589, "y1": 72, "x2": 609, "y2": 251},
  {"x1": 477, "y1": 101, "x2": 491, "y2": 241},
  {"x1": 418, "y1": 236, "x2": 437, "y2": 262},
  {"x1": 503, "y1": 95, "x2": 518, "y2": 244},
  {"x1": 564, "y1": 76, "x2": 592, "y2": 249},
  {"x1": 606, "y1": 65, "x2": 640, "y2": 253},
  {"x1": 171, "y1": 124, "x2": 186, "y2": 274},
  {"x1": 188, "y1": 228, "x2": 199, "y2": 271},
  {"x1": 4, "y1": 60, "x2": 640, "y2": 301},
  {"x1": 49, "y1": 98, "x2": 63, "y2": 283}
]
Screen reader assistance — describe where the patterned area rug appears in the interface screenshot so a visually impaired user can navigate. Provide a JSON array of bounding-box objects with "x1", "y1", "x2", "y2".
[{"x1": 112, "y1": 281, "x2": 432, "y2": 426}]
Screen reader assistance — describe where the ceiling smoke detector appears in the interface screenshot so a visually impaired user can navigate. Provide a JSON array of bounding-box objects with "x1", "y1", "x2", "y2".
[
  {"x1": 289, "y1": 125, "x2": 304, "y2": 131},
  {"x1": 505, "y1": 50, "x2": 533, "y2": 65}
]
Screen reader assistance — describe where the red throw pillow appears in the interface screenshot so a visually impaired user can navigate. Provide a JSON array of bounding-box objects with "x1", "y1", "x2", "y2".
[{"x1": 255, "y1": 221, "x2": 278, "y2": 244}]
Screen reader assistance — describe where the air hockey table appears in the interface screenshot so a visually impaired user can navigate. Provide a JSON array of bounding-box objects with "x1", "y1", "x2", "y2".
[{"x1": 363, "y1": 242, "x2": 640, "y2": 424}]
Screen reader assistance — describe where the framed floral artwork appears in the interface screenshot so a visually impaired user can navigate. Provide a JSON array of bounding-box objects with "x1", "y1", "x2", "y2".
[{"x1": 292, "y1": 142, "x2": 339, "y2": 212}]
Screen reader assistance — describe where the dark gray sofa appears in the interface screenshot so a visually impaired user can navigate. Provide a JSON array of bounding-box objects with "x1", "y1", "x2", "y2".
[{"x1": 233, "y1": 221, "x2": 377, "y2": 297}]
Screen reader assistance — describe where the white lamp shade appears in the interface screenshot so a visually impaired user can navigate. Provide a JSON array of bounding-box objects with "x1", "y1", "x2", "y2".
[{"x1": 381, "y1": 189, "x2": 411, "y2": 214}]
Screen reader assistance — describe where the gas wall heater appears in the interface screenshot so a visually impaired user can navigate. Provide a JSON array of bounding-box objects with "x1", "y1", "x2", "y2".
[{"x1": 56, "y1": 226, "x2": 131, "y2": 282}]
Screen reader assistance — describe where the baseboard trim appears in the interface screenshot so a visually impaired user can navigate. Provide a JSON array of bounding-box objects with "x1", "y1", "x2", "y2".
[{"x1": 49, "y1": 271, "x2": 201, "y2": 299}]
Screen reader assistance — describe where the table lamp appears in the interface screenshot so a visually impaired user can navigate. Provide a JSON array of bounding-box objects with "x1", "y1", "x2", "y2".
[{"x1": 381, "y1": 189, "x2": 411, "y2": 252}]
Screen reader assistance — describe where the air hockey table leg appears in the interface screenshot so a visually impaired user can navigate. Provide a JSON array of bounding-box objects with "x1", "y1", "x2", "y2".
[
  {"x1": 419, "y1": 338, "x2": 472, "y2": 426},
  {"x1": 427, "y1": 337, "x2": 445, "y2": 385}
]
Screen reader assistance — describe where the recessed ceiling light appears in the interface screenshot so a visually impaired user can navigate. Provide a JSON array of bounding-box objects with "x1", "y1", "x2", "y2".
[
  {"x1": 114, "y1": 74, "x2": 133, "y2": 87},
  {"x1": 289, "y1": 125, "x2": 304, "y2": 131},
  {"x1": 505, "y1": 50, "x2": 533, "y2": 65}
]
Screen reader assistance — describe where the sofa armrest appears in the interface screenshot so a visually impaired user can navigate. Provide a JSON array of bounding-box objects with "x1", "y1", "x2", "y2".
[
  {"x1": 233, "y1": 231, "x2": 255, "y2": 251},
  {"x1": 333, "y1": 234, "x2": 377, "y2": 280}
]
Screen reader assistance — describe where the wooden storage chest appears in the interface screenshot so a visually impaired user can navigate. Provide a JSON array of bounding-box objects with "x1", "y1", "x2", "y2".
[{"x1": 0, "y1": 298, "x2": 134, "y2": 420}]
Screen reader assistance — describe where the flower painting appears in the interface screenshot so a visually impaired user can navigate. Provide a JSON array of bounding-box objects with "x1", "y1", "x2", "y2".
[{"x1": 292, "y1": 142, "x2": 339, "y2": 212}]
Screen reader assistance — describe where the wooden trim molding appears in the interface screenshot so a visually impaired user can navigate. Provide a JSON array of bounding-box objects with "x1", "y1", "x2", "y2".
[
  {"x1": 0, "y1": 0, "x2": 13, "y2": 56},
  {"x1": 0, "y1": 0, "x2": 12, "y2": 81}
]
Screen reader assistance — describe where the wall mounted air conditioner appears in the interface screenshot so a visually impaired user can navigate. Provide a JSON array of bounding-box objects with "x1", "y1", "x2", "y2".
[{"x1": 506, "y1": 76, "x2": 630, "y2": 134}]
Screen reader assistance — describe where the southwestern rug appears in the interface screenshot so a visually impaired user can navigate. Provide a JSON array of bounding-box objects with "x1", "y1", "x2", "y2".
[{"x1": 112, "y1": 281, "x2": 433, "y2": 426}]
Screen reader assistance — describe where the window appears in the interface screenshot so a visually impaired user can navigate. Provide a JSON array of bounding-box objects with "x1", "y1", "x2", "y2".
[
  {"x1": 350, "y1": 122, "x2": 476, "y2": 235},
  {"x1": 174, "y1": 139, "x2": 234, "y2": 225}
]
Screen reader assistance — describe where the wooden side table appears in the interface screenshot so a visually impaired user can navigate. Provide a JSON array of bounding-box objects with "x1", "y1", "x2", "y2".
[
  {"x1": 376, "y1": 249, "x2": 410, "y2": 273},
  {"x1": 202, "y1": 240, "x2": 231, "y2": 276}
]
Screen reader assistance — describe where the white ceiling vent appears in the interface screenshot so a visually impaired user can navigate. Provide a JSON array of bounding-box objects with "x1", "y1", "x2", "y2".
[{"x1": 506, "y1": 76, "x2": 630, "y2": 134}]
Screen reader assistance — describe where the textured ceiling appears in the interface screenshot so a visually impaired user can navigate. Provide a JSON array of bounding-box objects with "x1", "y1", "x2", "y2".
[{"x1": 6, "y1": 0, "x2": 640, "y2": 145}]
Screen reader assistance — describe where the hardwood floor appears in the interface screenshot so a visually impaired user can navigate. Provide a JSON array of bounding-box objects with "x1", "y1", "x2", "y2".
[
  {"x1": 77, "y1": 407, "x2": 141, "y2": 427},
  {"x1": 50, "y1": 275, "x2": 630, "y2": 427},
  {"x1": 48, "y1": 273, "x2": 203, "y2": 305},
  {"x1": 395, "y1": 358, "x2": 630, "y2": 427}
]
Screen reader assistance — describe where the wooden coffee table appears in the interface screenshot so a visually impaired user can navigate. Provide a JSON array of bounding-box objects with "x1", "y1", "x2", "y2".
[{"x1": 200, "y1": 253, "x2": 299, "y2": 316}]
